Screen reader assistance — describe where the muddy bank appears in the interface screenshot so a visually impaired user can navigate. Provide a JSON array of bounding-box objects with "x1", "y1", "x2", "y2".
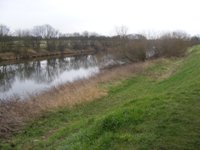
[{"x1": 0, "y1": 50, "x2": 95, "y2": 65}]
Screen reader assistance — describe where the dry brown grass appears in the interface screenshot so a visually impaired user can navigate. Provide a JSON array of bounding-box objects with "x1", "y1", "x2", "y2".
[{"x1": 0, "y1": 60, "x2": 151, "y2": 139}]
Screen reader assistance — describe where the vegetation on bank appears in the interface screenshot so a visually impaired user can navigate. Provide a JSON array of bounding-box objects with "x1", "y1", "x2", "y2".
[
  {"x1": 0, "y1": 49, "x2": 95, "y2": 62},
  {"x1": 1, "y1": 24, "x2": 200, "y2": 62},
  {"x1": 1, "y1": 45, "x2": 200, "y2": 149},
  {"x1": 0, "y1": 24, "x2": 109, "y2": 59}
]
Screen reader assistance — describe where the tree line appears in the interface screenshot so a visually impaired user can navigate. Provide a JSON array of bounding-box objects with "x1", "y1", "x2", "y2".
[
  {"x1": 109, "y1": 26, "x2": 200, "y2": 62},
  {"x1": 0, "y1": 24, "x2": 200, "y2": 61},
  {"x1": 0, "y1": 24, "x2": 110, "y2": 55}
]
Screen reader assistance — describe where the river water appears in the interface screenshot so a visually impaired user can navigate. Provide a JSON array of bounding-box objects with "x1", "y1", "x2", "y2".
[{"x1": 0, "y1": 55, "x2": 99, "y2": 100}]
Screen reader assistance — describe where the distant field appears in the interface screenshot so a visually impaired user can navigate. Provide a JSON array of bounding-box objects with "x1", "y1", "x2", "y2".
[{"x1": 1, "y1": 46, "x2": 200, "y2": 150}]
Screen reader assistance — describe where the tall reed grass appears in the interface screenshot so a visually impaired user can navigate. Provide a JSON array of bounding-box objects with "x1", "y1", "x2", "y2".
[{"x1": 0, "y1": 61, "x2": 150, "y2": 139}]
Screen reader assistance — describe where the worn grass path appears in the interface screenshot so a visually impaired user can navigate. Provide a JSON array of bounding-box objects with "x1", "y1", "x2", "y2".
[{"x1": 1, "y1": 46, "x2": 200, "y2": 150}]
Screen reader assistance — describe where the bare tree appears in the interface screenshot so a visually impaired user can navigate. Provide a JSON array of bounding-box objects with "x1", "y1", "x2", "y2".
[
  {"x1": 110, "y1": 26, "x2": 148, "y2": 62},
  {"x1": 115, "y1": 25, "x2": 128, "y2": 38},
  {"x1": 0, "y1": 25, "x2": 10, "y2": 53},
  {"x1": 15, "y1": 29, "x2": 31, "y2": 37},
  {"x1": 90, "y1": 32, "x2": 99, "y2": 37},
  {"x1": 32, "y1": 25, "x2": 45, "y2": 38},
  {"x1": 82, "y1": 31, "x2": 89, "y2": 38},
  {"x1": 125, "y1": 36, "x2": 148, "y2": 61},
  {"x1": 155, "y1": 31, "x2": 190, "y2": 57},
  {"x1": 0, "y1": 24, "x2": 10, "y2": 37},
  {"x1": 44, "y1": 24, "x2": 59, "y2": 39},
  {"x1": 32, "y1": 24, "x2": 59, "y2": 51},
  {"x1": 32, "y1": 24, "x2": 59, "y2": 39},
  {"x1": 72, "y1": 32, "x2": 81, "y2": 37},
  {"x1": 112, "y1": 25, "x2": 129, "y2": 60}
]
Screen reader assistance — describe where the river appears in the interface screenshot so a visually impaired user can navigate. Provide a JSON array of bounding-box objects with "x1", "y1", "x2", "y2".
[{"x1": 0, "y1": 55, "x2": 99, "y2": 100}]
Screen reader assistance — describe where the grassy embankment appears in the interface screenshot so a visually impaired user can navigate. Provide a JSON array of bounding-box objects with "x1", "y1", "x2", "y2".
[{"x1": 1, "y1": 46, "x2": 200, "y2": 149}]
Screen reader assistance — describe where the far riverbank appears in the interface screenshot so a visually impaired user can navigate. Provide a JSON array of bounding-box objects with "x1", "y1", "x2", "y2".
[{"x1": 0, "y1": 49, "x2": 96, "y2": 65}]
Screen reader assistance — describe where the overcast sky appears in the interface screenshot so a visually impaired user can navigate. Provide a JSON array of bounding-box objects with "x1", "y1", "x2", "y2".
[{"x1": 0, "y1": 0, "x2": 200, "y2": 35}]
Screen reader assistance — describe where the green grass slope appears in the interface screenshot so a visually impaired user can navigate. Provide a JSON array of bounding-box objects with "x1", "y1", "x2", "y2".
[{"x1": 1, "y1": 46, "x2": 200, "y2": 150}]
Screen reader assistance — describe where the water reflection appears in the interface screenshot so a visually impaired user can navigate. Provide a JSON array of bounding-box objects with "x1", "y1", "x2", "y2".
[{"x1": 0, "y1": 55, "x2": 99, "y2": 99}]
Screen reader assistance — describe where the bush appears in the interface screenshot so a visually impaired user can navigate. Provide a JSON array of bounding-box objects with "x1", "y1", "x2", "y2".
[{"x1": 155, "y1": 32, "x2": 190, "y2": 57}]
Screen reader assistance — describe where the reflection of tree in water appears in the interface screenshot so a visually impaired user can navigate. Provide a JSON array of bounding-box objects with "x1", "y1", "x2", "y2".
[
  {"x1": 0, "y1": 65, "x2": 16, "y2": 92},
  {"x1": 46, "y1": 59, "x2": 59, "y2": 82},
  {"x1": 0, "y1": 55, "x2": 98, "y2": 92},
  {"x1": 71, "y1": 55, "x2": 98, "y2": 69}
]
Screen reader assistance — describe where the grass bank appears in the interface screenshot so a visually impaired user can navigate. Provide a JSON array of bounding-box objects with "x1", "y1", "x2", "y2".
[{"x1": 1, "y1": 46, "x2": 200, "y2": 149}]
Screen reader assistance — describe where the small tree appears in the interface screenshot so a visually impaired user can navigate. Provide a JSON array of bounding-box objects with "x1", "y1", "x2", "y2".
[{"x1": 115, "y1": 25, "x2": 128, "y2": 39}]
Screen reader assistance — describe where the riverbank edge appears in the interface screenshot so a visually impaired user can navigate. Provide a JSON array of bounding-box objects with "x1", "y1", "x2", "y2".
[
  {"x1": 1, "y1": 45, "x2": 197, "y2": 140},
  {"x1": 0, "y1": 49, "x2": 96, "y2": 65},
  {"x1": 1, "y1": 45, "x2": 200, "y2": 149},
  {"x1": 0, "y1": 56, "x2": 151, "y2": 139}
]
